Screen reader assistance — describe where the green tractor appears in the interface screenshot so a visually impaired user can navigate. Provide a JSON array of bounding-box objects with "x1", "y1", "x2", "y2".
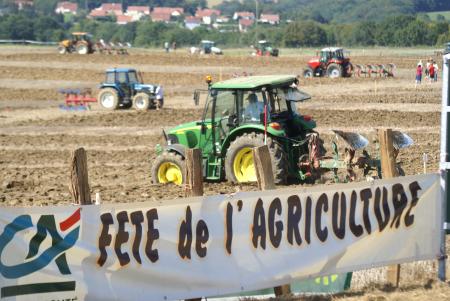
[{"x1": 151, "y1": 75, "x2": 412, "y2": 185}]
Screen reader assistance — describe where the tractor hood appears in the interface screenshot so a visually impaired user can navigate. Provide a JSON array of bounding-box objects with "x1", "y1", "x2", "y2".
[
  {"x1": 135, "y1": 84, "x2": 157, "y2": 92},
  {"x1": 168, "y1": 121, "x2": 201, "y2": 134}
]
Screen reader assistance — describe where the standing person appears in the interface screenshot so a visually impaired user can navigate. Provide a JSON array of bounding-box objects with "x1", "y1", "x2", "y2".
[
  {"x1": 425, "y1": 58, "x2": 430, "y2": 80},
  {"x1": 429, "y1": 62, "x2": 435, "y2": 83},
  {"x1": 172, "y1": 41, "x2": 177, "y2": 51},
  {"x1": 415, "y1": 63, "x2": 422, "y2": 88},
  {"x1": 164, "y1": 41, "x2": 169, "y2": 53},
  {"x1": 433, "y1": 61, "x2": 439, "y2": 82}
]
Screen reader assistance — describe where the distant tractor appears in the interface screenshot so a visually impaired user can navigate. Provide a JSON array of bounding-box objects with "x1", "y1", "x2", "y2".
[
  {"x1": 58, "y1": 32, "x2": 95, "y2": 55},
  {"x1": 303, "y1": 47, "x2": 353, "y2": 78},
  {"x1": 97, "y1": 68, "x2": 163, "y2": 111},
  {"x1": 253, "y1": 40, "x2": 279, "y2": 57}
]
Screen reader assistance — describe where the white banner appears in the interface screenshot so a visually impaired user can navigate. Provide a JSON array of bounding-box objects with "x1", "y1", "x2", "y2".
[{"x1": 0, "y1": 174, "x2": 441, "y2": 301}]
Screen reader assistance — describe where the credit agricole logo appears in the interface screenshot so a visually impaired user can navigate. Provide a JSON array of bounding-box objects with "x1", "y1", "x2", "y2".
[{"x1": 0, "y1": 208, "x2": 81, "y2": 298}]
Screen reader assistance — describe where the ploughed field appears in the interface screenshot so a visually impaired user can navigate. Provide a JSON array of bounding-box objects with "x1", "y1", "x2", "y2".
[{"x1": 0, "y1": 47, "x2": 447, "y2": 299}]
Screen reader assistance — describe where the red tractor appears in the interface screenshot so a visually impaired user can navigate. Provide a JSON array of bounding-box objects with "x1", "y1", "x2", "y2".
[{"x1": 303, "y1": 47, "x2": 353, "y2": 78}]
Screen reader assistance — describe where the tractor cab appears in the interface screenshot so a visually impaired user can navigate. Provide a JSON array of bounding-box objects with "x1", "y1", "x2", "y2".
[
  {"x1": 200, "y1": 40, "x2": 222, "y2": 55},
  {"x1": 319, "y1": 47, "x2": 345, "y2": 63},
  {"x1": 71, "y1": 32, "x2": 92, "y2": 43},
  {"x1": 201, "y1": 40, "x2": 215, "y2": 54},
  {"x1": 157, "y1": 75, "x2": 315, "y2": 183}
]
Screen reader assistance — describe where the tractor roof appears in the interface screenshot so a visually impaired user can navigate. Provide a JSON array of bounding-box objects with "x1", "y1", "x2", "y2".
[
  {"x1": 321, "y1": 47, "x2": 343, "y2": 52},
  {"x1": 211, "y1": 75, "x2": 297, "y2": 89},
  {"x1": 72, "y1": 32, "x2": 90, "y2": 36},
  {"x1": 106, "y1": 68, "x2": 137, "y2": 73}
]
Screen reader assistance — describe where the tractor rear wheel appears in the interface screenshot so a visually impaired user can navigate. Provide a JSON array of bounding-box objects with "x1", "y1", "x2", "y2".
[
  {"x1": 225, "y1": 133, "x2": 288, "y2": 184},
  {"x1": 133, "y1": 93, "x2": 150, "y2": 111},
  {"x1": 76, "y1": 43, "x2": 88, "y2": 55},
  {"x1": 98, "y1": 88, "x2": 119, "y2": 110},
  {"x1": 151, "y1": 152, "x2": 185, "y2": 185},
  {"x1": 327, "y1": 63, "x2": 343, "y2": 78},
  {"x1": 303, "y1": 67, "x2": 314, "y2": 78}
]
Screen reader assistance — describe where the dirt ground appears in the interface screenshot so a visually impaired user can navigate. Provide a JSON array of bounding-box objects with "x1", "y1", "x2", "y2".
[{"x1": 0, "y1": 46, "x2": 448, "y2": 300}]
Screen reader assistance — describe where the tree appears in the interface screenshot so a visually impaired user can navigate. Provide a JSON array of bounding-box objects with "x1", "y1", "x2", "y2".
[{"x1": 283, "y1": 21, "x2": 326, "y2": 47}]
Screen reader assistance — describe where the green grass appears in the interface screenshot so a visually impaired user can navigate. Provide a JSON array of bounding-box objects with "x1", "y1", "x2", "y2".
[{"x1": 424, "y1": 11, "x2": 450, "y2": 21}]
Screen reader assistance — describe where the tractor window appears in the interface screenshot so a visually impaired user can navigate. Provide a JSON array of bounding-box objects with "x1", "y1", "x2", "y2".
[
  {"x1": 117, "y1": 72, "x2": 127, "y2": 84},
  {"x1": 105, "y1": 72, "x2": 115, "y2": 84},
  {"x1": 269, "y1": 89, "x2": 289, "y2": 114},
  {"x1": 214, "y1": 90, "x2": 236, "y2": 139},
  {"x1": 240, "y1": 91, "x2": 265, "y2": 123},
  {"x1": 128, "y1": 71, "x2": 139, "y2": 84}
]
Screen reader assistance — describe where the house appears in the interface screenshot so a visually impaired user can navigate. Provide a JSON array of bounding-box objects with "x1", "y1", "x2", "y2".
[
  {"x1": 89, "y1": 3, "x2": 123, "y2": 19},
  {"x1": 99, "y1": 3, "x2": 123, "y2": 15},
  {"x1": 116, "y1": 14, "x2": 133, "y2": 25},
  {"x1": 150, "y1": 12, "x2": 171, "y2": 23},
  {"x1": 55, "y1": 1, "x2": 78, "y2": 15},
  {"x1": 151, "y1": 7, "x2": 184, "y2": 23},
  {"x1": 126, "y1": 6, "x2": 150, "y2": 21},
  {"x1": 152, "y1": 7, "x2": 184, "y2": 17},
  {"x1": 195, "y1": 8, "x2": 221, "y2": 25},
  {"x1": 185, "y1": 16, "x2": 202, "y2": 30},
  {"x1": 233, "y1": 11, "x2": 255, "y2": 21},
  {"x1": 14, "y1": 0, "x2": 33, "y2": 10},
  {"x1": 239, "y1": 18, "x2": 254, "y2": 32},
  {"x1": 89, "y1": 9, "x2": 108, "y2": 18},
  {"x1": 259, "y1": 13, "x2": 280, "y2": 25}
]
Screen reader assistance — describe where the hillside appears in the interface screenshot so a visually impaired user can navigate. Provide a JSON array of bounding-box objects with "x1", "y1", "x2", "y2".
[{"x1": 213, "y1": 0, "x2": 450, "y2": 23}]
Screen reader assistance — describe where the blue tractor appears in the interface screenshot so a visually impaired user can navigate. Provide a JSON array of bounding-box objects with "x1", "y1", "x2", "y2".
[{"x1": 97, "y1": 68, "x2": 163, "y2": 110}]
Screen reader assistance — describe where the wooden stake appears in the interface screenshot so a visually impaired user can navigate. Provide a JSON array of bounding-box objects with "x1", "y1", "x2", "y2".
[
  {"x1": 184, "y1": 148, "x2": 203, "y2": 197},
  {"x1": 184, "y1": 148, "x2": 203, "y2": 301},
  {"x1": 253, "y1": 146, "x2": 291, "y2": 297},
  {"x1": 378, "y1": 129, "x2": 400, "y2": 287},
  {"x1": 69, "y1": 147, "x2": 92, "y2": 205}
]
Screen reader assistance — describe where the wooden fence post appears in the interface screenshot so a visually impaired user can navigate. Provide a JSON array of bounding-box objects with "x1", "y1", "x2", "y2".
[
  {"x1": 185, "y1": 148, "x2": 203, "y2": 301},
  {"x1": 378, "y1": 129, "x2": 401, "y2": 287},
  {"x1": 69, "y1": 147, "x2": 92, "y2": 205},
  {"x1": 253, "y1": 145, "x2": 291, "y2": 297},
  {"x1": 185, "y1": 148, "x2": 204, "y2": 197}
]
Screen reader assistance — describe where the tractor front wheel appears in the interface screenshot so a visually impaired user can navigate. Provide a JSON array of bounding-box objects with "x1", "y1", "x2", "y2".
[
  {"x1": 303, "y1": 67, "x2": 314, "y2": 78},
  {"x1": 225, "y1": 133, "x2": 288, "y2": 184},
  {"x1": 133, "y1": 93, "x2": 150, "y2": 111},
  {"x1": 57, "y1": 46, "x2": 67, "y2": 54},
  {"x1": 151, "y1": 152, "x2": 185, "y2": 185},
  {"x1": 98, "y1": 88, "x2": 119, "y2": 110},
  {"x1": 327, "y1": 63, "x2": 343, "y2": 78}
]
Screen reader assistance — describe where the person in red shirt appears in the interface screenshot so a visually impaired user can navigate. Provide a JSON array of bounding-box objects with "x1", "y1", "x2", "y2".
[
  {"x1": 415, "y1": 63, "x2": 422, "y2": 88},
  {"x1": 429, "y1": 63, "x2": 435, "y2": 83}
]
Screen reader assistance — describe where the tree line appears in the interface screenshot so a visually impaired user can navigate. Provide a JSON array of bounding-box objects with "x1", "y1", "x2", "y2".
[{"x1": 0, "y1": 8, "x2": 449, "y2": 48}]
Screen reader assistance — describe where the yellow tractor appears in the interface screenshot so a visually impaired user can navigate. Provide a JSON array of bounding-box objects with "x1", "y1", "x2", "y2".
[{"x1": 58, "y1": 32, "x2": 94, "y2": 55}]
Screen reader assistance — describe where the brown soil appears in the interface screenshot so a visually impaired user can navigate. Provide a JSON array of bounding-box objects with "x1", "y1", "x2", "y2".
[{"x1": 0, "y1": 46, "x2": 447, "y2": 300}]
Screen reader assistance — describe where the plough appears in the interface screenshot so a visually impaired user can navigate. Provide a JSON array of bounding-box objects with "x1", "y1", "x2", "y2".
[
  {"x1": 95, "y1": 40, "x2": 130, "y2": 55},
  {"x1": 58, "y1": 88, "x2": 97, "y2": 111},
  {"x1": 306, "y1": 129, "x2": 413, "y2": 183},
  {"x1": 354, "y1": 63, "x2": 396, "y2": 78}
]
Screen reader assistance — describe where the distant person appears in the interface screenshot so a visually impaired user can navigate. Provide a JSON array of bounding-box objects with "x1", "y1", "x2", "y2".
[
  {"x1": 244, "y1": 93, "x2": 264, "y2": 121},
  {"x1": 429, "y1": 62, "x2": 435, "y2": 83},
  {"x1": 164, "y1": 41, "x2": 169, "y2": 53},
  {"x1": 172, "y1": 41, "x2": 177, "y2": 51},
  {"x1": 155, "y1": 86, "x2": 164, "y2": 110},
  {"x1": 433, "y1": 61, "x2": 439, "y2": 82},
  {"x1": 425, "y1": 58, "x2": 431, "y2": 79},
  {"x1": 415, "y1": 63, "x2": 422, "y2": 88}
]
